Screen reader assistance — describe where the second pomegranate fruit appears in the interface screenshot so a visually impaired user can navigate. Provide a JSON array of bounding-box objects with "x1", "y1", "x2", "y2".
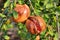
[{"x1": 26, "y1": 16, "x2": 46, "y2": 34}]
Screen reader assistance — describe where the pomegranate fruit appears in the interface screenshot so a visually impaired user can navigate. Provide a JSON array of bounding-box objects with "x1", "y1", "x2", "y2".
[
  {"x1": 14, "y1": 4, "x2": 30, "y2": 22},
  {"x1": 26, "y1": 16, "x2": 46, "y2": 34}
]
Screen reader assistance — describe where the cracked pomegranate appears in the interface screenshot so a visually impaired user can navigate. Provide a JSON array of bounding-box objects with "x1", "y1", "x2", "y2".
[{"x1": 26, "y1": 16, "x2": 46, "y2": 34}]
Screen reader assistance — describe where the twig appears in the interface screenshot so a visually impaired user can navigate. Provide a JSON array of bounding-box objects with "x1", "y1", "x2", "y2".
[
  {"x1": 28, "y1": 0, "x2": 36, "y2": 15},
  {"x1": 56, "y1": 11, "x2": 60, "y2": 39},
  {"x1": 53, "y1": 2, "x2": 60, "y2": 40},
  {"x1": 29, "y1": 0, "x2": 34, "y2": 10}
]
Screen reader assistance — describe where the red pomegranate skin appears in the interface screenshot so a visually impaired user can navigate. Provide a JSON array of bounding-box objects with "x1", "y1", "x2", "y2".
[
  {"x1": 26, "y1": 16, "x2": 46, "y2": 34},
  {"x1": 14, "y1": 4, "x2": 30, "y2": 22}
]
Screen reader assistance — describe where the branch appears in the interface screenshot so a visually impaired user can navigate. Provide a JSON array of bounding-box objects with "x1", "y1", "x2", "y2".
[
  {"x1": 29, "y1": 0, "x2": 34, "y2": 10},
  {"x1": 28, "y1": 0, "x2": 36, "y2": 15},
  {"x1": 56, "y1": 12, "x2": 60, "y2": 39}
]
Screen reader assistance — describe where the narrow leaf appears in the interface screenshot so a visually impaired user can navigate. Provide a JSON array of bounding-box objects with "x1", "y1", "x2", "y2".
[
  {"x1": 4, "y1": 0, "x2": 10, "y2": 8},
  {"x1": 13, "y1": 10, "x2": 18, "y2": 19}
]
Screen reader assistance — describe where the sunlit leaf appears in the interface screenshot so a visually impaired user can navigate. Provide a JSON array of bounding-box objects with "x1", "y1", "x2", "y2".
[
  {"x1": 6, "y1": 24, "x2": 13, "y2": 28},
  {"x1": 4, "y1": 0, "x2": 10, "y2": 8},
  {"x1": 46, "y1": 3, "x2": 54, "y2": 8},
  {"x1": 54, "y1": 33, "x2": 58, "y2": 40},
  {"x1": 5, "y1": 19, "x2": 11, "y2": 24},
  {"x1": 2, "y1": 24, "x2": 7, "y2": 30},
  {"x1": 10, "y1": 3, "x2": 13, "y2": 11},
  {"x1": 0, "y1": 13, "x2": 6, "y2": 17},
  {"x1": 44, "y1": 0, "x2": 49, "y2": 5},
  {"x1": 4, "y1": 35, "x2": 10, "y2": 40},
  {"x1": 18, "y1": 0, "x2": 23, "y2": 4},
  {"x1": 44, "y1": 14, "x2": 49, "y2": 18}
]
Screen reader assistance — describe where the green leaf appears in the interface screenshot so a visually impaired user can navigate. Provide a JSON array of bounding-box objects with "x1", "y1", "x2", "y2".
[
  {"x1": 49, "y1": 30, "x2": 54, "y2": 36},
  {"x1": 6, "y1": 24, "x2": 13, "y2": 28},
  {"x1": 18, "y1": 0, "x2": 23, "y2": 4},
  {"x1": 18, "y1": 23, "x2": 24, "y2": 29},
  {"x1": 40, "y1": 30, "x2": 46, "y2": 35},
  {"x1": 2, "y1": 24, "x2": 7, "y2": 30},
  {"x1": 46, "y1": 3, "x2": 54, "y2": 8},
  {"x1": 40, "y1": 7, "x2": 44, "y2": 10},
  {"x1": 34, "y1": 9, "x2": 41, "y2": 16},
  {"x1": 10, "y1": 3, "x2": 13, "y2": 11},
  {"x1": 13, "y1": 10, "x2": 18, "y2": 19},
  {"x1": 4, "y1": 35, "x2": 10, "y2": 40},
  {"x1": 44, "y1": 0, "x2": 49, "y2": 5},
  {"x1": 0, "y1": 13, "x2": 6, "y2": 17},
  {"x1": 14, "y1": 0, "x2": 17, "y2": 7},
  {"x1": 53, "y1": 16, "x2": 56, "y2": 22},
  {"x1": 4, "y1": 8, "x2": 8, "y2": 14},
  {"x1": 44, "y1": 14, "x2": 49, "y2": 18},
  {"x1": 54, "y1": 33, "x2": 58, "y2": 40},
  {"x1": 4, "y1": 0, "x2": 10, "y2": 8}
]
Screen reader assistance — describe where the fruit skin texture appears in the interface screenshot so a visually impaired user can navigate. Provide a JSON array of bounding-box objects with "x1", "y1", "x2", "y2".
[
  {"x1": 26, "y1": 16, "x2": 46, "y2": 34},
  {"x1": 14, "y1": 4, "x2": 30, "y2": 22}
]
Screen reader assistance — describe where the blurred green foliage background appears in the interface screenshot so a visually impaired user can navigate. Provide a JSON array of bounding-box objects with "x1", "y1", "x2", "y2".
[{"x1": 0, "y1": 0, "x2": 60, "y2": 40}]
